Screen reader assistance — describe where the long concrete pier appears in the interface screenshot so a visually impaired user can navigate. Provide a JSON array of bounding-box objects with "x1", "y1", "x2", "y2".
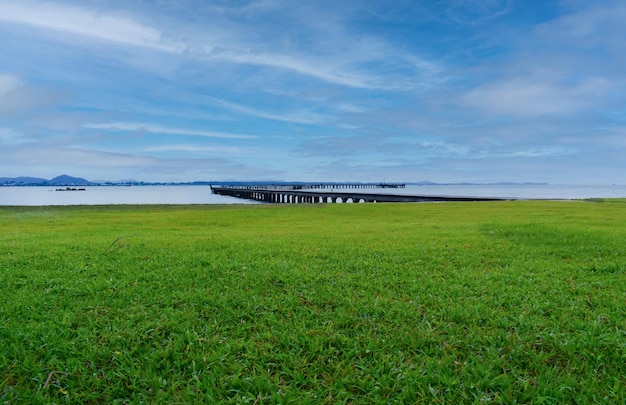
[
  {"x1": 219, "y1": 183, "x2": 405, "y2": 190},
  {"x1": 211, "y1": 185, "x2": 508, "y2": 204}
]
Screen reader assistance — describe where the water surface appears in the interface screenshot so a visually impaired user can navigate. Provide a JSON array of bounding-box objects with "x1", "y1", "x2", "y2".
[{"x1": 1, "y1": 184, "x2": 625, "y2": 206}]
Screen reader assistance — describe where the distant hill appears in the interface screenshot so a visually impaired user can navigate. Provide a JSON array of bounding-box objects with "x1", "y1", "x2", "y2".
[
  {"x1": 48, "y1": 174, "x2": 92, "y2": 185},
  {"x1": 1, "y1": 176, "x2": 550, "y2": 187},
  {"x1": 0, "y1": 174, "x2": 93, "y2": 186},
  {"x1": 0, "y1": 176, "x2": 48, "y2": 185}
]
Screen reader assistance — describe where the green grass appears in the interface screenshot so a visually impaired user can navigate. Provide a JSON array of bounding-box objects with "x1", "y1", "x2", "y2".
[{"x1": 1, "y1": 201, "x2": 625, "y2": 403}]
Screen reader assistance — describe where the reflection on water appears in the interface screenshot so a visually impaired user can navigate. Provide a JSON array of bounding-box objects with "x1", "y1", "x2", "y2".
[{"x1": 1, "y1": 184, "x2": 625, "y2": 206}]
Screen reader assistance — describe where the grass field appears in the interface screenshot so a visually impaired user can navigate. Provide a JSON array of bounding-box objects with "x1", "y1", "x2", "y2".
[{"x1": 1, "y1": 201, "x2": 625, "y2": 403}]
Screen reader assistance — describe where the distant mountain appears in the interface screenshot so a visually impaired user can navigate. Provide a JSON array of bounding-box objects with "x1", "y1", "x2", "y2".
[
  {"x1": 0, "y1": 176, "x2": 48, "y2": 185},
  {"x1": 1, "y1": 176, "x2": 551, "y2": 187},
  {"x1": 0, "y1": 174, "x2": 93, "y2": 186},
  {"x1": 48, "y1": 174, "x2": 92, "y2": 185}
]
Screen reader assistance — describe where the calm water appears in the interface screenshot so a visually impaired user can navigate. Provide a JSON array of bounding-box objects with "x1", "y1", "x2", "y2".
[
  {"x1": 364, "y1": 184, "x2": 626, "y2": 200},
  {"x1": 0, "y1": 186, "x2": 255, "y2": 206},
  {"x1": 1, "y1": 184, "x2": 625, "y2": 206}
]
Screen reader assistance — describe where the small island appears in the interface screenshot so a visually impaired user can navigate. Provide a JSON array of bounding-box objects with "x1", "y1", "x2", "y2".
[{"x1": 55, "y1": 187, "x2": 86, "y2": 191}]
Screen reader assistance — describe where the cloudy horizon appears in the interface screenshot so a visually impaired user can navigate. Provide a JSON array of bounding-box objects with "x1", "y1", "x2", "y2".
[{"x1": 1, "y1": 0, "x2": 625, "y2": 184}]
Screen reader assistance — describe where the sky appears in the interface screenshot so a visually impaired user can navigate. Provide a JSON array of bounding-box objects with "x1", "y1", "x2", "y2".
[{"x1": 1, "y1": 0, "x2": 625, "y2": 184}]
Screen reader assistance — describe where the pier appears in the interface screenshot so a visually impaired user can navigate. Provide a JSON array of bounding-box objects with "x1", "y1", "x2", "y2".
[
  {"x1": 211, "y1": 184, "x2": 508, "y2": 204},
  {"x1": 218, "y1": 183, "x2": 405, "y2": 190}
]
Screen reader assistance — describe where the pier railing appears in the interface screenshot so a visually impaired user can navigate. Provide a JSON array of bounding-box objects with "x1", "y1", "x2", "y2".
[
  {"x1": 215, "y1": 183, "x2": 405, "y2": 190},
  {"x1": 211, "y1": 185, "x2": 507, "y2": 204}
]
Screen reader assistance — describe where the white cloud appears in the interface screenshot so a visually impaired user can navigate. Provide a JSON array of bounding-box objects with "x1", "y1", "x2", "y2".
[
  {"x1": 0, "y1": 127, "x2": 23, "y2": 144},
  {"x1": 0, "y1": 1, "x2": 443, "y2": 90},
  {"x1": 0, "y1": 73, "x2": 64, "y2": 117},
  {"x1": 444, "y1": 0, "x2": 513, "y2": 25},
  {"x1": 507, "y1": 147, "x2": 577, "y2": 158},
  {"x1": 4, "y1": 145, "x2": 156, "y2": 168},
  {"x1": 0, "y1": 73, "x2": 22, "y2": 97},
  {"x1": 535, "y1": 3, "x2": 626, "y2": 45},
  {"x1": 206, "y1": 97, "x2": 329, "y2": 125},
  {"x1": 461, "y1": 75, "x2": 613, "y2": 118},
  {"x1": 0, "y1": 0, "x2": 181, "y2": 52},
  {"x1": 228, "y1": 51, "x2": 372, "y2": 89},
  {"x1": 143, "y1": 144, "x2": 262, "y2": 156},
  {"x1": 84, "y1": 122, "x2": 255, "y2": 139}
]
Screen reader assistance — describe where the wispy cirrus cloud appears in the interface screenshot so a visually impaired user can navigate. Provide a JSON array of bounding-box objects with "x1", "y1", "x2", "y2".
[
  {"x1": 84, "y1": 122, "x2": 256, "y2": 140},
  {"x1": 142, "y1": 143, "x2": 275, "y2": 159},
  {"x1": 0, "y1": 0, "x2": 180, "y2": 52},
  {"x1": 205, "y1": 97, "x2": 329, "y2": 125},
  {"x1": 143, "y1": 144, "x2": 243, "y2": 154},
  {"x1": 202, "y1": 47, "x2": 441, "y2": 91},
  {"x1": 444, "y1": 0, "x2": 513, "y2": 25},
  {"x1": 0, "y1": 0, "x2": 443, "y2": 91}
]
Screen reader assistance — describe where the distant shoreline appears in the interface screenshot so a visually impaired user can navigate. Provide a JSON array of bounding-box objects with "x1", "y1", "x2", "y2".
[{"x1": 1, "y1": 179, "x2": 550, "y2": 187}]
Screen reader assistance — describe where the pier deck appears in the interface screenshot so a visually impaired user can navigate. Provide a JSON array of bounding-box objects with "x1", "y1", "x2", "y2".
[{"x1": 211, "y1": 185, "x2": 509, "y2": 204}]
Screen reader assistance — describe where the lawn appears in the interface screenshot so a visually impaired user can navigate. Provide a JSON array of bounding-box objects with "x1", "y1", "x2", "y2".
[{"x1": 1, "y1": 201, "x2": 625, "y2": 403}]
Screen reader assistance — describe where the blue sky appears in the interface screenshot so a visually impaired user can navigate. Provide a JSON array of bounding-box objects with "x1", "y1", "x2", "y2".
[{"x1": 1, "y1": 0, "x2": 625, "y2": 184}]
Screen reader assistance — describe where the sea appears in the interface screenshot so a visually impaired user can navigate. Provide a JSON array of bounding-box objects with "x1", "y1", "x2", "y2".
[{"x1": 1, "y1": 184, "x2": 625, "y2": 206}]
